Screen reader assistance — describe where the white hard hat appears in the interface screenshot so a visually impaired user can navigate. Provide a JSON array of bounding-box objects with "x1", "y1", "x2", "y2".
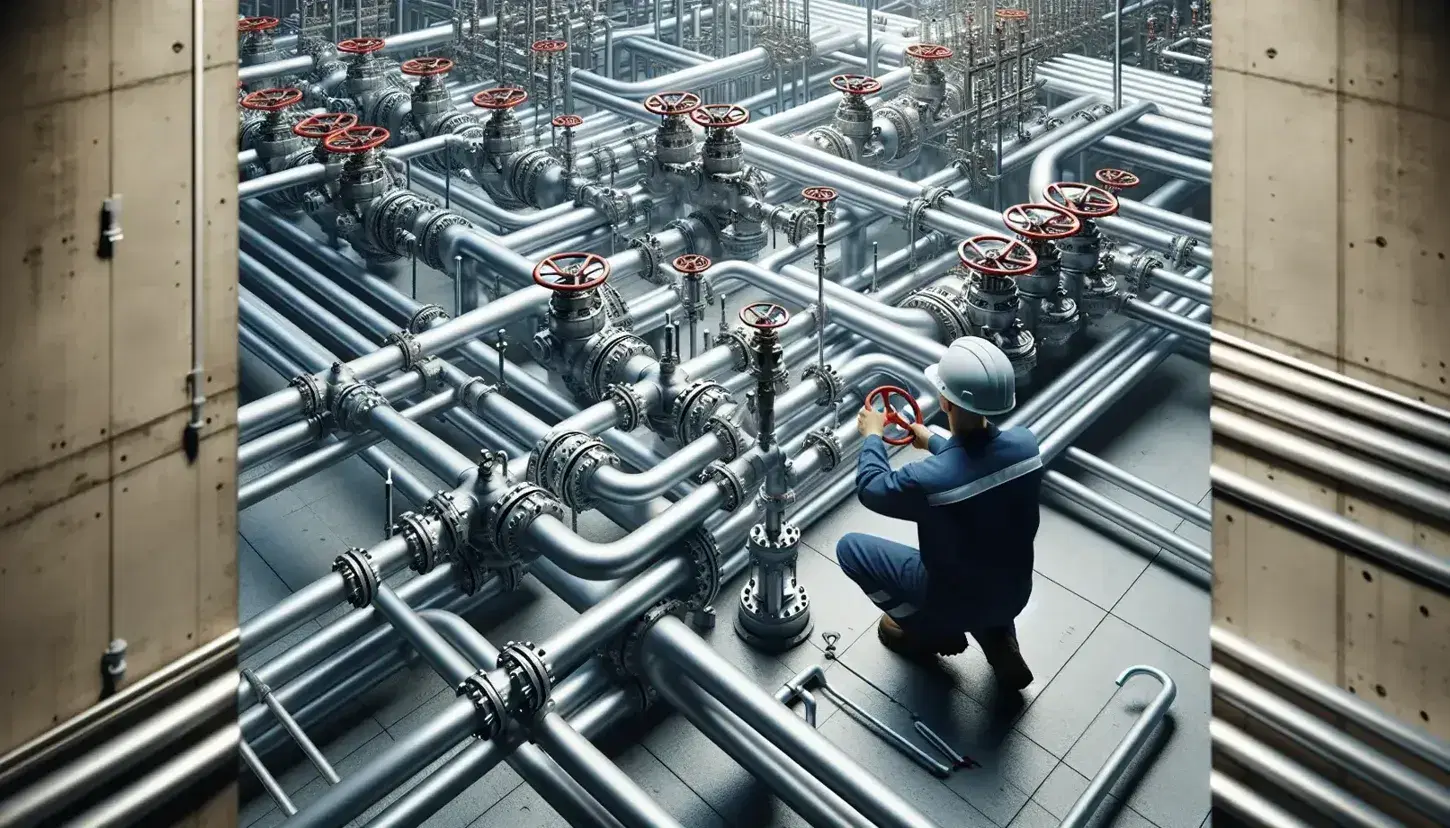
[{"x1": 923, "y1": 336, "x2": 1017, "y2": 416}]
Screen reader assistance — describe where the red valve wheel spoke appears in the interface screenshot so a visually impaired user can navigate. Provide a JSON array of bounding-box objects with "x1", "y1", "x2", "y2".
[
  {"x1": 400, "y1": 57, "x2": 454, "y2": 76},
  {"x1": 958, "y1": 235, "x2": 1039, "y2": 276},
  {"x1": 643, "y1": 91, "x2": 703, "y2": 117},
  {"x1": 1043, "y1": 181, "x2": 1120, "y2": 218},
  {"x1": 995, "y1": 8, "x2": 1030, "y2": 20},
  {"x1": 672, "y1": 254, "x2": 712, "y2": 274},
  {"x1": 738, "y1": 302, "x2": 790, "y2": 330},
  {"x1": 239, "y1": 17, "x2": 281, "y2": 33},
  {"x1": 533, "y1": 252, "x2": 611, "y2": 292},
  {"x1": 1094, "y1": 168, "x2": 1141, "y2": 191},
  {"x1": 337, "y1": 37, "x2": 387, "y2": 55},
  {"x1": 1002, "y1": 203, "x2": 1081, "y2": 241},
  {"x1": 829, "y1": 74, "x2": 883, "y2": 96},
  {"x1": 551, "y1": 114, "x2": 584, "y2": 129},
  {"x1": 532, "y1": 39, "x2": 569, "y2": 53},
  {"x1": 293, "y1": 112, "x2": 359, "y2": 139},
  {"x1": 801, "y1": 186, "x2": 839, "y2": 204},
  {"x1": 690, "y1": 103, "x2": 750, "y2": 128},
  {"x1": 240, "y1": 87, "x2": 305, "y2": 112},
  {"x1": 322, "y1": 125, "x2": 391, "y2": 154},
  {"x1": 864, "y1": 385, "x2": 923, "y2": 446},
  {"x1": 472, "y1": 87, "x2": 529, "y2": 110},
  {"x1": 905, "y1": 43, "x2": 954, "y2": 61}
]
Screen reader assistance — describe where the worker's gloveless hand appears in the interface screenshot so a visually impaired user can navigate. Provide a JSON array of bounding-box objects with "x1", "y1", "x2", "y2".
[
  {"x1": 908, "y1": 423, "x2": 933, "y2": 450},
  {"x1": 857, "y1": 406, "x2": 887, "y2": 438}
]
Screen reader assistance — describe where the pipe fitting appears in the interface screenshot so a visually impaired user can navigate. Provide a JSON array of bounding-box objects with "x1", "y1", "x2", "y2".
[
  {"x1": 677, "y1": 529, "x2": 724, "y2": 612},
  {"x1": 393, "y1": 510, "x2": 444, "y2": 574},
  {"x1": 456, "y1": 670, "x2": 509, "y2": 740},
  {"x1": 800, "y1": 363, "x2": 844, "y2": 407},
  {"x1": 478, "y1": 483, "x2": 565, "y2": 567},
  {"x1": 496, "y1": 641, "x2": 555, "y2": 724},
  {"x1": 604, "y1": 383, "x2": 647, "y2": 431},
  {"x1": 332, "y1": 547, "x2": 380, "y2": 608},
  {"x1": 525, "y1": 431, "x2": 618, "y2": 510},
  {"x1": 902, "y1": 286, "x2": 972, "y2": 342},
  {"x1": 801, "y1": 428, "x2": 843, "y2": 472}
]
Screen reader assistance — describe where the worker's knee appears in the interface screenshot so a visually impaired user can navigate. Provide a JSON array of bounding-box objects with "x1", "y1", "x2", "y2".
[{"x1": 835, "y1": 532, "x2": 870, "y2": 575}]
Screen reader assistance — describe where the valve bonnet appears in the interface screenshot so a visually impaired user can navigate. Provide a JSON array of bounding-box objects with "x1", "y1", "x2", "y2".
[{"x1": 923, "y1": 336, "x2": 1017, "y2": 416}]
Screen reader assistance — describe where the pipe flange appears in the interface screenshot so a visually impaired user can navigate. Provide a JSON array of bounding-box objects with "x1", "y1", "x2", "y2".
[
  {"x1": 527, "y1": 431, "x2": 616, "y2": 510},
  {"x1": 451, "y1": 554, "x2": 488, "y2": 596},
  {"x1": 598, "y1": 282, "x2": 633, "y2": 330},
  {"x1": 289, "y1": 373, "x2": 327, "y2": 419},
  {"x1": 409, "y1": 304, "x2": 450, "y2": 333},
  {"x1": 800, "y1": 363, "x2": 843, "y2": 407},
  {"x1": 330, "y1": 383, "x2": 384, "y2": 432},
  {"x1": 671, "y1": 380, "x2": 731, "y2": 445},
  {"x1": 665, "y1": 217, "x2": 701, "y2": 255},
  {"x1": 423, "y1": 489, "x2": 471, "y2": 559},
  {"x1": 457, "y1": 377, "x2": 498, "y2": 413},
  {"x1": 1169, "y1": 235, "x2": 1198, "y2": 269},
  {"x1": 604, "y1": 383, "x2": 646, "y2": 431},
  {"x1": 411, "y1": 355, "x2": 445, "y2": 393},
  {"x1": 621, "y1": 599, "x2": 684, "y2": 679},
  {"x1": 419, "y1": 212, "x2": 473, "y2": 271},
  {"x1": 698, "y1": 460, "x2": 746, "y2": 511},
  {"x1": 457, "y1": 670, "x2": 507, "y2": 740},
  {"x1": 1071, "y1": 108, "x2": 1099, "y2": 124},
  {"x1": 385, "y1": 330, "x2": 423, "y2": 370},
  {"x1": 806, "y1": 125, "x2": 854, "y2": 161},
  {"x1": 332, "y1": 547, "x2": 380, "y2": 608},
  {"x1": 484, "y1": 483, "x2": 564, "y2": 564},
  {"x1": 1087, "y1": 103, "x2": 1115, "y2": 120},
  {"x1": 679, "y1": 528, "x2": 722, "y2": 611},
  {"x1": 902, "y1": 286, "x2": 972, "y2": 341},
  {"x1": 704, "y1": 415, "x2": 743, "y2": 462},
  {"x1": 628, "y1": 233, "x2": 666, "y2": 285},
  {"x1": 921, "y1": 185, "x2": 950, "y2": 208},
  {"x1": 721, "y1": 328, "x2": 752, "y2": 372},
  {"x1": 394, "y1": 510, "x2": 442, "y2": 573},
  {"x1": 802, "y1": 427, "x2": 843, "y2": 472},
  {"x1": 784, "y1": 208, "x2": 816, "y2": 247},
  {"x1": 590, "y1": 332, "x2": 656, "y2": 400},
  {"x1": 1127, "y1": 253, "x2": 1165, "y2": 293},
  {"x1": 497, "y1": 640, "x2": 554, "y2": 722}
]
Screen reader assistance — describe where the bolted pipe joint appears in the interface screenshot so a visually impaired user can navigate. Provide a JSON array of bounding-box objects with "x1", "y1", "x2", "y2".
[
  {"x1": 676, "y1": 529, "x2": 724, "y2": 613},
  {"x1": 526, "y1": 431, "x2": 618, "y2": 511},
  {"x1": 606, "y1": 600, "x2": 686, "y2": 703},
  {"x1": 332, "y1": 547, "x2": 381, "y2": 608}
]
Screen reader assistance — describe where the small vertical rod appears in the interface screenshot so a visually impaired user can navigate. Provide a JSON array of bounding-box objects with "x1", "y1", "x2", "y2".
[
  {"x1": 871, "y1": 241, "x2": 879, "y2": 293},
  {"x1": 453, "y1": 254, "x2": 464, "y2": 316},
  {"x1": 1113, "y1": 0, "x2": 1123, "y2": 110},
  {"x1": 865, "y1": 0, "x2": 875, "y2": 77},
  {"x1": 813, "y1": 202, "x2": 827, "y2": 371},
  {"x1": 384, "y1": 468, "x2": 394, "y2": 538},
  {"x1": 496, "y1": 329, "x2": 508, "y2": 391}
]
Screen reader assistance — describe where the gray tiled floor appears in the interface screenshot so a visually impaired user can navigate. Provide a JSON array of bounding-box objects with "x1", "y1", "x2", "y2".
[{"x1": 236, "y1": 353, "x2": 1211, "y2": 828}]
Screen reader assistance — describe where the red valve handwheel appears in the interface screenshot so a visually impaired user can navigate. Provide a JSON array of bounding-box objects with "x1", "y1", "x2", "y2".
[
  {"x1": 643, "y1": 91, "x2": 703, "y2": 117},
  {"x1": 472, "y1": 87, "x2": 529, "y2": 110},
  {"x1": 240, "y1": 87, "x2": 305, "y2": 112},
  {"x1": 738, "y1": 302, "x2": 790, "y2": 330},
  {"x1": 293, "y1": 112, "x2": 359, "y2": 139},
  {"x1": 995, "y1": 8, "x2": 1030, "y2": 20},
  {"x1": 532, "y1": 39, "x2": 569, "y2": 53},
  {"x1": 829, "y1": 74, "x2": 883, "y2": 96},
  {"x1": 1043, "y1": 181, "x2": 1120, "y2": 218},
  {"x1": 1094, "y1": 168, "x2": 1141, "y2": 191},
  {"x1": 337, "y1": 36, "x2": 387, "y2": 55},
  {"x1": 958, "y1": 235, "x2": 1039, "y2": 277},
  {"x1": 1002, "y1": 203, "x2": 1081, "y2": 241},
  {"x1": 322, "y1": 125, "x2": 391, "y2": 154},
  {"x1": 801, "y1": 186, "x2": 839, "y2": 204},
  {"x1": 864, "y1": 386, "x2": 923, "y2": 447},
  {"x1": 533, "y1": 252, "x2": 610, "y2": 292},
  {"x1": 905, "y1": 43, "x2": 954, "y2": 61},
  {"x1": 238, "y1": 16, "x2": 281, "y2": 33},
  {"x1": 400, "y1": 57, "x2": 454, "y2": 76},
  {"x1": 673, "y1": 254, "x2": 712, "y2": 274},
  {"x1": 690, "y1": 103, "x2": 750, "y2": 129},
  {"x1": 551, "y1": 114, "x2": 584, "y2": 129}
]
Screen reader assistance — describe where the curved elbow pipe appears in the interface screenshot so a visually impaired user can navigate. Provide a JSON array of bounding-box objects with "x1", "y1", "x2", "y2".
[
  {"x1": 588, "y1": 433, "x2": 726, "y2": 502},
  {"x1": 1027, "y1": 101, "x2": 1157, "y2": 203}
]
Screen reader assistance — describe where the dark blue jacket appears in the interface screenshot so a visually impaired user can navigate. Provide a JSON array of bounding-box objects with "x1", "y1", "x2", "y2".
[{"x1": 855, "y1": 425, "x2": 1042, "y2": 628}]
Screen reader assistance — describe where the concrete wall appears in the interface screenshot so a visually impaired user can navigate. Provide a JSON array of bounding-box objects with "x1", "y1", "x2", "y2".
[
  {"x1": 1211, "y1": 0, "x2": 1450, "y2": 743},
  {"x1": 0, "y1": 6, "x2": 240, "y2": 824}
]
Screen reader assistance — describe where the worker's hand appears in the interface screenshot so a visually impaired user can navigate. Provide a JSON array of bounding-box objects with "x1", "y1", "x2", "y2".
[
  {"x1": 857, "y1": 406, "x2": 887, "y2": 438},
  {"x1": 908, "y1": 423, "x2": 933, "y2": 450}
]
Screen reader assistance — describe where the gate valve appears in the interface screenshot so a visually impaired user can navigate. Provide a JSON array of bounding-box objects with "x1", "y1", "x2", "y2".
[
  {"x1": 473, "y1": 87, "x2": 529, "y2": 113},
  {"x1": 1094, "y1": 168, "x2": 1140, "y2": 195},
  {"x1": 644, "y1": 91, "x2": 703, "y2": 121},
  {"x1": 294, "y1": 112, "x2": 359, "y2": 140},
  {"x1": 829, "y1": 74, "x2": 883, "y2": 98},
  {"x1": 690, "y1": 103, "x2": 750, "y2": 130},
  {"x1": 323, "y1": 125, "x2": 391, "y2": 155},
  {"x1": 337, "y1": 37, "x2": 387, "y2": 57},
  {"x1": 551, "y1": 114, "x2": 583, "y2": 174},
  {"x1": 241, "y1": 88, "x2": 306, "y2": 155},
  {"x1": 959, "y1": 235, "x2": 1038, "y2": 277},
  {"x1": 238, "y1": 16, "x2": 281, "y2": 35},
  {"x1": 533, "y1": 252, "x2": 610, "y2": 292},
  {"x1": 738, "y1": 302, "x2": 790, "y2": 332},
  {"x1": 531, "y1": 39, "x2": 570, "y2": 55},
  {"x1": 1043, "y1": 181, "x2": 1120, "y2": 219},
  {"x1": 905, "y1": 43, "x2": 954, "y2": 62},
  {"x1": 401, "y1": 57, "x2": 454, "y2": 79},
  {"x1": 1002, "y1": 203, "x2": 1081, "y2": 242},
  {"x1": 240, "y1": 87, "x2": 305, "y2": 115},
  {"x1": 673, "y1": 254, "x2": 712, "y2": 275},
  {"x1": 864, "y1": 386, "x2": 923, "y2": 447},
  {"x1": 801, "y1": 186, "x2": 838, "y2": 206}
]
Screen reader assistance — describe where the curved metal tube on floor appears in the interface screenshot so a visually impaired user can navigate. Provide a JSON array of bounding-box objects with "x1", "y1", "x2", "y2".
[{"x1": 1061, "y1": 666, "x2": 1178, "y2": 828}]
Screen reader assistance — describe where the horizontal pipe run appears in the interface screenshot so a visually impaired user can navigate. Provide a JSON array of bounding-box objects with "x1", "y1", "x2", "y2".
[
  {"x1": 1212, "y1": 407, "x2": 1450, "y2": 524},
  {"x1": 1210, "y1": 626, "x2": 1450, "y2": 774},
  {"x1": 57, "y1": 725, "x2": 240, "y2": 828},
  {"x1": 1211, "y1": 719, "x2": 1398, "y2": 828},
  {"x1": 1043, "y1": 471, "x2": 1211, "y2": 570},
  {"x1": 1211, "y1": 771, "x2": 1313, "y2": 828},
  {"x1": 1213, "y1": 667, "x2": 1450, "y2": 823},
  {"x1": 1063, "y1": 447, "x2": 1212, "y2": 529},
  {"x1": 1121, "y1": 298, "x2": 1211, "y2": 346}
]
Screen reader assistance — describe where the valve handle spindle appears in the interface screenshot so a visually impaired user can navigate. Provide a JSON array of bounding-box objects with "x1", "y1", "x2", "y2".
[
  {"x1": 643, "y1": 91, "x2": 702, "y2": 117},
  {"x1": 400, "y1": 57, "x2": 455, "y2": 77},
  {"x1": 533, "y1": 252, "x2": 610, "y2": 292},
  {"x1": 322, "y1": 125, "x2": 391, "y2": 154},
  {"x1": 958, "y1": 235, "x2": 1039, "y2": 276},
  {"x1": 472, "y1": 87, "x2": 529, "y2": 110},
  {"x1": 864, "y1": 386, "x2": 923, "y2": 447},
  {"x1": 738, "y1": 302, "x2": 790, "y2": 331}
]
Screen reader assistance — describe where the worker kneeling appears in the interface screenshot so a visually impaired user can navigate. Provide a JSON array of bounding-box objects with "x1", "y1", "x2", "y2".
[{"x1": 842, "y1": 336, "x2": 1040, "y2": 690}]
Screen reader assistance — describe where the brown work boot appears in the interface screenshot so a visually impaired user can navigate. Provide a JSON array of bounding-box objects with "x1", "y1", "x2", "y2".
[
  {"x1": 877, "y1": 615, "x2": 969, "y2": 659},
  {"x1": 973, "y1": 627, "x2": 1034, "y2": 690}
]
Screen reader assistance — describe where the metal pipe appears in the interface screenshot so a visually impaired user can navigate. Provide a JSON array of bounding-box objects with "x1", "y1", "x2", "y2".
[
  {"x1": 1043, "y1": 471, "x2": 1211, "y2": 570},
  {"x1": 56, "y1": 725, "x2": 239, "y2": 828},
  {"x1": 1063, "y1": 447, "x2": 1212, "y2": 529},
  {"x1": 1061, "y1": 666, "x2": 1177, "y2": 828}
]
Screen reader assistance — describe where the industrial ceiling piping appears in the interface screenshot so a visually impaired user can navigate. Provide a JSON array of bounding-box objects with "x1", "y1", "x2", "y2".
[{"x1": 219, "y1": 3, "x2": 1223, "y2": 827}]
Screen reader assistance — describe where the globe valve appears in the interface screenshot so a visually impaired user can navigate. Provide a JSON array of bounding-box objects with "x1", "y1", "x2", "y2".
[
  {"x1": 1002, "y1": 202, "x2": 1078, "y2": 299},
  {"x1": 692, "y1": 104, "x2": 750, "y2": 178},
  {"x1": 237, "y1": 17, "x2": 282, "y2": 70},
  {"x1": 1043, "y1": 181, "x2": 1120, "y2": 221},
  {"x1": 691, "y1": 103, "x2": 750, "y2": 131},
  {"x1": 294, "y1": 112, "x2": 359, "y2": 163},
  {"x1": 472, "y1": 86, "x2": 529, "y2": 118},
  {"x1": 551, "y1": 114, "x2": 584, "y2": 177},
  {"x1": 240, "y1": 87, "x2": 306, "y2": 161},
  {"x1": 645, "y1": 91, "x2": 703, "y2": 168},
  {"x1": 323, "y1": 125, "x2": 392, "y2": 207},
  {"x1": 904, "y1": 44, "x2": 953, "y2": 111},
  {"x1": 958, "y1": 234, "x2": 1039, "y2": 278},
  {"x1": 864, "y1": 386, "x2": 923, "y2": 447},
  {"x1": 337, "y1": 36, "x2": 387, "y2": 60},
  {"x1": 740, "y1": 302, "x2": 790, "y2": 451},
  {"x1": 533, "y1": 251, "x2": 610, "y2": 292},
  {"x1": 829, "y1": 74, "x2": 883, "y2": 99},
  {"x1": 1094, "y1": 168, "x2": 1141, "y2": 194},
  {"x1": 401, "y1": 56, "x2": 455, "y2": 80},
  {"x1": 643, "y1": 90, "x2": 703, "y2": 121}
]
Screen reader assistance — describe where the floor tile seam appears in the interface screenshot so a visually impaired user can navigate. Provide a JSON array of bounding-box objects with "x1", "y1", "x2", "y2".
[
  {"x1": 1104, "y1": 608, "x2": 1211, "y2": 669},
  {"x1": 1009, "y1": 612, "x2": 1111, "y2": 738},
  {"x1": 459, "y1": 778, "x2": 531, "y2": 828},
  {"x1": 640, "y1": 739, "x2": 739, "y2": 826},
  {"x1": 1102, "y1": 550, "x2": 1162, "y2": 618}
]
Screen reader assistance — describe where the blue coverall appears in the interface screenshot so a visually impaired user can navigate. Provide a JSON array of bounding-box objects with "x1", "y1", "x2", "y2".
[{"x1": 837, "y1": 424, "x2": 1044, "y2": 635}]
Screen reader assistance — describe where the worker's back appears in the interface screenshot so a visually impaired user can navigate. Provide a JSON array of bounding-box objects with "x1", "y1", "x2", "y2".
[{"x1": 912, "y1": 425, "x2": 1042, "y2": 630}]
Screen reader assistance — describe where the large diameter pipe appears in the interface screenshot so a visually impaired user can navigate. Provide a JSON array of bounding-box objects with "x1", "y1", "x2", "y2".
[{"x1": 642, "y1": 615, "x2": 941, "y2": 828}]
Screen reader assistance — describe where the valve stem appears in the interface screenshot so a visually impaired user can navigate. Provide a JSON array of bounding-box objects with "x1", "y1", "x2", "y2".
[
  {"x1": 384, "y1": 468, "x2": 394, "y2": 538},
  {"x1": 496, "y1": 329, "x2": 508, "y2": 392}
]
